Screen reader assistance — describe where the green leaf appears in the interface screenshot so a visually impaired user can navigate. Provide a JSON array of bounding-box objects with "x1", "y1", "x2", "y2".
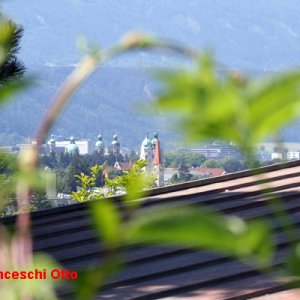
[
  {"x1": 125, "y1": 173, "x2": 147, "y2": 201},
  {"x1": 125, "y1": 206, "x2": 273, "y2": 265},
  {"x1": 75, "y1": 256, "x2": 121, "y2": 300},
  {"x1": 155, "y1": 53, "x2": 300, "y2": 155},
  {"x1": 91, "y1": 200, "x2": 121, "y2": 248},
  {"x1": 247, "y1": 71, "x2": 300, "y2": 142},
  {"x1": 0, "y1": 253, "x2": 60, "y2": 299},
  {"x1": 0, "y1": 20, "x2": 15, "y2": 64},
  {"x1": 287, "y1": 242, "x2": 300, "y2": 278},
  {"x1": 0, "y1": 78, "x2": 30, "y2": 107}
]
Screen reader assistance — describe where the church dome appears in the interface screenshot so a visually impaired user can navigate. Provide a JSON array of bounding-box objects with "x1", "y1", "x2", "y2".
[
  {"x1": 151, "y1": 132, "x2": 159, "y2": 146},
  {"x1": 48, "y1": 134, "x2": 56, "y2": 146},
  {"x1": 96, "y1": 135, "x2": 104, "y2": 148},
  {"x1": 66, "y1": 136, "x2": 79, "y2": 155},
  {"x1": 112, "y1": 134, "x2": 120, "y2": 146},
  {"x1": 142, "y1": 133, "x2": 152, "y2": 150}
]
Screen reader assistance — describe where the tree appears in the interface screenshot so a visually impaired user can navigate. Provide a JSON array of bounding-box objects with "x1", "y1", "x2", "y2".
[
  {"x1": 30, "y1": 186, "x2": 53, "y2": 211},
  {"x1": 170, "y1": 164, "x2": 195, "y2": 184},
  {"x1": 202, "y1": 159, "x2": 222, "y2": 168},
  {"x1": 129, "y1": 150, "x2": 139, "y2": 162},
  {"x1": 40, "y1": 153, "x2": 58, "y2": 169},
  {"x1": 163, "y1": 152, "x2": 178, "y2": 168},
  {"x1": 221, "y1": 157, "x2": 243, "y2": 173},
  {"x1": 164, "y1": 152, "x2": 207, "y2": 169},
  {"x1": 0, "y1": 17, "x2": 25, "y2": 85},
  {"x1": 105, "y1": 153, "x2": 117, "y2": 166},
  {"x1": 61, "y1": 154, "x2": 90, "y2": 193},
  {"x1": 58, "y1": 152, "x2": 71, "y2": 169},
  {"x1": 187, "y1": 153, "x2": 206, "y2": 168}
]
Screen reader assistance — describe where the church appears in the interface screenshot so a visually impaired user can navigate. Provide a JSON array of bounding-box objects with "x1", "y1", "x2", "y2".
[
  {"x1": 47, "y1": 133, "x2": 164, "y2": 186},
  {"x1": 140, "y1": 132, "x2": 164, "y2": 187}
]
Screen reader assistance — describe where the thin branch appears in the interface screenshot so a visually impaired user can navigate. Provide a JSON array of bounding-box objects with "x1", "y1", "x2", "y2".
[{"x1": 34, "y1": 32, "x2": 199, "y2": 153}]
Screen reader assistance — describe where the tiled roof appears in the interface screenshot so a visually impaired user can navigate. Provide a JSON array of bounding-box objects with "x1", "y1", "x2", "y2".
[
  {"x1": 191, "y1": 167, "x2": 225, "y2": 177},
  {"x1": 2, "y1": 160, "x2": 300, "y2": 299}
]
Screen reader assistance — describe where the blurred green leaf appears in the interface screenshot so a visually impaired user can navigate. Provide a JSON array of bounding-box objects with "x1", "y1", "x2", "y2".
[
  {"x1": 125, "y1": 206, "x2": 274, "y2": 265},
  {"x1": 91, "y1": 199, "x2": 121, "y2": 248},
  {"x1": 0, "y1": 78, "x2": 30, "y2": 107},
  {"x1": 156, "y1": 53, "x2": 300, "y2": 155},
  {"x1": 0, "y1": 20, "x2": 15, "y2": 65},
  {"x1": 82, "y1": 200, "x2": 123, "y2": 298},
  {"x1": 287, "y1": 242, "x2": 300, "y2": 278},
  {"x1": 0, "y1": 253, "x2": 60, "y2": 299},
  {"x1": 20, "y1": 254, "x2": 61, "y2": 299},
  {"x1": 247, "y1": 72, "x2": 300, "y2": 143},
  {"x1": 75, "y1": 256, "x2": 121, "y2": 300},
  {"x1": 125, "y1": 172, "x2": 147, "y2": 201}
]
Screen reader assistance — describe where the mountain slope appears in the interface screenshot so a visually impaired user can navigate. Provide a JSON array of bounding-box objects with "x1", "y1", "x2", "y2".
[
  {"x1": 1, "y1": 1, "x2": 300, "y2": 147},
  {"x1": 3, "y1": 0, "x2": 300, "y2": 71},
  {"x1": 0, "y1": 65, "x2": 175, "y2": 148}
]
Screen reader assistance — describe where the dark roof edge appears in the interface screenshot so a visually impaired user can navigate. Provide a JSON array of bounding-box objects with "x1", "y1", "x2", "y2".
[
  {"x1": 149, "y1": 159, "x2": 300, "y2": 196},
  {"x1": 2, "y1": 159, "x2": 300, "y2": 223}
]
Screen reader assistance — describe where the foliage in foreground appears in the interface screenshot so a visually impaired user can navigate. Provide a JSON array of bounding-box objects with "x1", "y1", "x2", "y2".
[
  {"x1": 2, "y1": 26, "x2": 300, "y2": 298},
  {"x1": 156, "y1": 54, "x2": 300, "y2": 156},
  {"x1": 71, "y1": 159, "x2": 156, "y2": 202}
]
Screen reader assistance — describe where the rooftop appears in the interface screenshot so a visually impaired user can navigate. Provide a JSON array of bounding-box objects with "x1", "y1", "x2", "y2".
[{"x1": 2, "y1": 160, "x2": 300, "y2": 299}]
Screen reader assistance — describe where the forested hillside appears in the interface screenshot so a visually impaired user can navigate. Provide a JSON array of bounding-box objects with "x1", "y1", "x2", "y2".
[
  {"x1": 0, "y1": 65, "x2": 175, "y2": 147},
  {"x1": 2, "y1": 0, "x2": 300, "y2": 146}
]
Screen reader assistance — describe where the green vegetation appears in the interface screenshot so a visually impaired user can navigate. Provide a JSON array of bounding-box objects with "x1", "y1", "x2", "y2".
[
  {"x1": 169, "y1": 164, "x2": 196, "y2": 184},
  {"x1": 0, "y1": 13, "x2": 62, "y2": 299},
  {"x1": 71, "y1": 159, "x2": 156, "y2": 202},
  {"x1": 0, "y1": 17, "x2": 25, "y2": 85},
  {"x1": 156, "y1": 54, "x2": 300, "y2": 156},
  {"x1": 40, "y1": 150, "x2": 139, "y2": 194},
  {"x1": 164, "y1": 151, "x2": 250, "y2": 175},
  {"x1": 1, "y1": 12, "x2": 300, "y2": 297},
  {"x1": 164, "y1": 152, "x2": 206, "y2": 168}
]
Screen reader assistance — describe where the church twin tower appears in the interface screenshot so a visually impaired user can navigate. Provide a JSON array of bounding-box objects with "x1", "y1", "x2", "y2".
[
  {"x1": 96, "y1": 132, "x2": 164, "y2": 187},
  {"x1": 95, "y1": 134, "x2": 120, "y2": 155}
]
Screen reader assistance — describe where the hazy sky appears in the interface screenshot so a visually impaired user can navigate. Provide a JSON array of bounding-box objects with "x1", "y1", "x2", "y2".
[{"x1": 2, "y1": 0, "x2": 300, "y2": 71}]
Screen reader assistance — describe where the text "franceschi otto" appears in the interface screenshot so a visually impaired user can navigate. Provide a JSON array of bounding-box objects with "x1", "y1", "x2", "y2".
[{"x1": 0, "y1": 269, "x2": 78, "y2": 280}]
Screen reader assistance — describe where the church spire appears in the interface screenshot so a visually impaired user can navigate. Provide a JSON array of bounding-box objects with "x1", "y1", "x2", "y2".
[
  {"x1": 153, "y1": 139, "x2": 162, "y2": 165},
  {"x1": 151, "y1": 133, "x2": 164, "y2": 187}
]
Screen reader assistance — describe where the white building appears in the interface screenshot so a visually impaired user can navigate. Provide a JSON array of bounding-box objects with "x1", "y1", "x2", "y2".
[
  {"x1": 287, "y1": 151, "x2": 300, "y2": 160},
  {"x1": 271, "y1": 152, "x2": 283, "y2": 160},
  {"x1": 55, "y1": 139, "x2": 92, "y2": 155}
]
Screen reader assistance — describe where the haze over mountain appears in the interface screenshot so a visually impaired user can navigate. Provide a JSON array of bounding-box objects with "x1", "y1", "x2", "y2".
[
  {"x1": 4, "y1": 0, "x2": 300, "y2": 70},
  {"x1": 1, "y1": 0, "x2": 300, "y2": 147}
]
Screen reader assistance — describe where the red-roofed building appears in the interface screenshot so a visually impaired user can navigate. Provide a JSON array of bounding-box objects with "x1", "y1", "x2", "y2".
[{"x1": 191, "y1": 167, "x2": 225, "y2": 178}]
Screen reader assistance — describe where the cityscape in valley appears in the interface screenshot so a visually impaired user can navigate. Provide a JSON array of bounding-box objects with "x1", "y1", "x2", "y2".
[
  {"x1": 2, "y1": 129, "x2": 300, "y2": 215},
  {"x1": 2, "y1": 1, "x2": 300, "y2": 299},
  {"x1": 1, "y1": 1, "x2": 300, "y2": 202}
]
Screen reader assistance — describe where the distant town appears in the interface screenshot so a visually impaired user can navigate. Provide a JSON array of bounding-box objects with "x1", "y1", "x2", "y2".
[
  {"x1": 1, "y1": 134, "x2": 299, "y2": 163},
  {"x1": 1, "y1": 128, "x2": 299, "y2": 218}
]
